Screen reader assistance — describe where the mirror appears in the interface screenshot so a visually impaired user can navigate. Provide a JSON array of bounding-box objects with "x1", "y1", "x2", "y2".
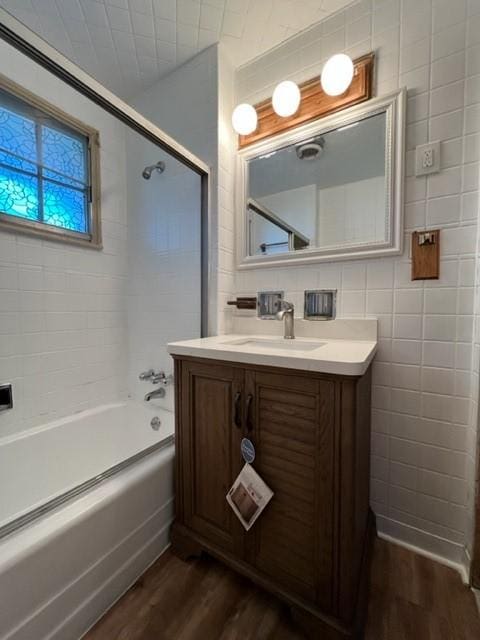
[{"x1": 237, "y1": 90, "x2": 405, "y2": 267}]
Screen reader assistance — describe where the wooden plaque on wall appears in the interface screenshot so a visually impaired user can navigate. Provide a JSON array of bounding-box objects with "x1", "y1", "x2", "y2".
[{"x1": 238, "y1": 53, "x2": 375, "y2": 149}]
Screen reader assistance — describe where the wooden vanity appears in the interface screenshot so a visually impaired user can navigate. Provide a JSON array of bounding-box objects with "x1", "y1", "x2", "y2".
[{"x1": 169, "y1": 345, "x2": 374, "y2": 639}]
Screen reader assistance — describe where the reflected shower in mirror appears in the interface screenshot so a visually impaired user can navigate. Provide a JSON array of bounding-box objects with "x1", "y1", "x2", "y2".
[{"x1": 247, "y1": 111, "x2": 387, "y2": 257}]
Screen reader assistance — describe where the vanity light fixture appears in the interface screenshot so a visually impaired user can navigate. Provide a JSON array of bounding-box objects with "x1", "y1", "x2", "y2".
[
  {"x1": 320, "y1": 53, "x2": 354, "y2": 96},
  {"x1": 232, "y1": 103, "x2": 258, "y2": 135},
  {"x1": 272, "y1": 80, "x2": 301, "y2": 117}
]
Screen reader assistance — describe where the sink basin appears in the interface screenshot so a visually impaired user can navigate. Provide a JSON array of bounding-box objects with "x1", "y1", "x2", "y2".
[{"x1": 224, "y1": 338, "x2": 325, "y2": 352}]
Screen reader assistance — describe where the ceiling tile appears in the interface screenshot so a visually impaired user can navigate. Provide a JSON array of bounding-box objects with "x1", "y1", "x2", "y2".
[
  {"x1": 152, "y1": 0, "x2": 176, "y2": 21},
  {"x1": 105, "y1": 0, "x2": 129, "y2": 10},
  {"x1": 57, "y1": 0, "x2": 85, "y2": 22},
  {"x1": 154, "y1": 17, "x2": 176, "y2": 43},
  {"x1": 155, "y1": 40, "x2": 176, "y2": 61},
  {"x1": 198, "y1": 27, "x2": 218, "y2": 48},
  {"x1": 128, "y1": 0, "x2": 153, "y2": 16},
  {"x1": 0, "y1": 0, "x2": 354, "y2": 98},
  {"x1": 105, "y1": 5, "x2": 132, "y2": 31},
  {"x1": 134, "y1": 33, "x2": 156, "y2": 56},
  {"x1": 222, "y1": 10, "x2": 245, "y2": 38},
  {"x1": 225, "y1": 0, "x2": 249, "y2": 14},
  {"x1": 176, "y1": 22, "x2": 198, "y2": 48},
  {"x1": 177, "y1": 0, "x2": 200, "y2": 26},
  {"x1": 63, "y1": 17, "x2": 93, "y2": 44},
  {"x1": 111, "y1": 28, "x2": 136, "y2": 50},
  {"x1": 80, "y1": 0, "x2": 109, "y2": 28},
  {"x1": 131, "y1": 10, "x2": 155, "y2": 36},
  {"x1": 199, "y1": 3, "x2": 224, "y2": 32}
]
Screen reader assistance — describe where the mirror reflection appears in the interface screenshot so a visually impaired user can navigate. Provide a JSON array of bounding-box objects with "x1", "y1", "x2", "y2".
[{"x1": 247, "y1": 111, "x2": 387, "y2": 257}]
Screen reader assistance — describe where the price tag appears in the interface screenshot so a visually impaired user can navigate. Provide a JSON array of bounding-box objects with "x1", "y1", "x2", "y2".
[{"x1": 241, "y1": 437, "x2": 255, "y2": 464}]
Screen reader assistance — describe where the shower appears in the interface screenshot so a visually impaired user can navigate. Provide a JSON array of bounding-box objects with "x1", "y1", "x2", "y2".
[{"x1": 142, "y1": 161, "x2": 165, "y2": 179}]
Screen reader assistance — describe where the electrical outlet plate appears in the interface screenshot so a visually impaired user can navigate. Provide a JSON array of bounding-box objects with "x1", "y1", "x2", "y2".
[{"x1": 415, "y1": 140, "x2": 441, "y2": 176}]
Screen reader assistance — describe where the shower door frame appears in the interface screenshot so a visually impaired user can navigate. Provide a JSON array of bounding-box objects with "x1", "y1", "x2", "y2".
[{"x1": 0, "y1": 8, "x2": 211, "y2": 338}]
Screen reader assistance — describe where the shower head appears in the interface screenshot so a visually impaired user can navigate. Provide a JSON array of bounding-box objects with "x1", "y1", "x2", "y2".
[{"x1": 142, "y1": 161, "x2": 165, "y2": 180}]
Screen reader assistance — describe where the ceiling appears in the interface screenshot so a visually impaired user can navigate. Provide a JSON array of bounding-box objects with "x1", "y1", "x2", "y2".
[{"x1": 0, "y1": 0, "x2": 353, "y2": 100}]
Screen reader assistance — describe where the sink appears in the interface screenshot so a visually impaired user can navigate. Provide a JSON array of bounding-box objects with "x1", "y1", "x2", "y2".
[{"x1": 224, "y1": 337, "x2": 325, "y2": 352}]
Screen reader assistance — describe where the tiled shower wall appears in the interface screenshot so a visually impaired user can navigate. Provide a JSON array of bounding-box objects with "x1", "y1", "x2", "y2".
[
  {"x1": 131, "y1": 44, "x2": 237, "y2": 336},
  {"x1": 0, "y1": 39, "x2": 129, "y2": 437},
  {"x1": 232, "y1": 0, "x2": 480, "y2": 567},
  {"x1": 131, "y1": 46, "x2": 226, "y2": 337},
  {"x1": 125, "y1": 129, "x2": 201, "y2": 410}
]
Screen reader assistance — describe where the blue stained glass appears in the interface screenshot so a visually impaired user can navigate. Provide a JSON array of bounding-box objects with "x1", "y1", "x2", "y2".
[
  {"x1": 0, "y1": 166, "x2": 39, "y2": 220},
  {"x1": 43, "y1": 181, "x2": 87, "y2": 233},
  {"x1": 0, "y1": 91, "x2": 90, "y2": 236},
  {"x1": 42, "y1": 126, "x2": 85, "y2": 183},
  {"x1": 43, "y1": 167, "x2": 84, "y2": 189},
  {"x1": 0, "y1": 106, "x2": 37, "y2": 171}
]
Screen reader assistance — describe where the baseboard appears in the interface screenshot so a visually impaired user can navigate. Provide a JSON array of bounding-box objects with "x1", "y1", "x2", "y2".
[{"x1": 376, "y1": 516, "x2": 469, "y2": 584}]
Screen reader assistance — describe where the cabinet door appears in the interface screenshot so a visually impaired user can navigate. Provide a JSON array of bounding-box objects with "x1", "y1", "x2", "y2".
[
  {"x1": 245, "y1": 370, "x2": 335, "y2": 610},
  {"x1": 178, "y1": 360, "x2": 245, "y2": 555}
]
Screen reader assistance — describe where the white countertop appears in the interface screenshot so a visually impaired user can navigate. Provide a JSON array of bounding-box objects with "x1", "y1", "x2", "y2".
[{"x1": 168, "y1": 329, "x2": 377, "y2": 377}]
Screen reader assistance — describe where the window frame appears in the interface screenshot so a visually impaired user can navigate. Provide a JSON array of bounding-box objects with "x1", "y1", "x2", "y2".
[{"x1": 0, "y1": 73, "x2": 102, "y2": 248}]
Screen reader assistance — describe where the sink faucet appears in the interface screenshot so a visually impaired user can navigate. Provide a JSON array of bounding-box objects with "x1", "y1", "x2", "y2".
[{"x1": 276, "y1": 300, "x2": 295, "y2": 339}]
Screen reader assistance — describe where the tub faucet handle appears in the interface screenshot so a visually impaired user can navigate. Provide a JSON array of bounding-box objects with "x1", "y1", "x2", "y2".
[
  {"x1": 151, "y1": 372, "x2": 174, "y2": 386},
  {"x1": 139, "y1": 369, "x2": 155, "y2": 381}
]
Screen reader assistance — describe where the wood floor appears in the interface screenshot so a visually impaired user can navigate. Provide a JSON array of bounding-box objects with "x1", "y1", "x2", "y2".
[{"x1": 85, "y1": 538, "x2": 480, "y2": 640}]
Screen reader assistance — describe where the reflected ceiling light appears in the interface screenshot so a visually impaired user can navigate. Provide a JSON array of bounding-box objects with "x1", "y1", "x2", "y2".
[
  {"x1": 232, "y1": 103, "x2": 258, "y2": 135},
  {"x1": 272, "y1": 80, "x2": 301, "y2": 117},
  {"x1": 337, "y1": 121, "x2": 359, "y2": 132},
  {"x1": 320, "y1": 54, "x2": 354, "y2": 96}
]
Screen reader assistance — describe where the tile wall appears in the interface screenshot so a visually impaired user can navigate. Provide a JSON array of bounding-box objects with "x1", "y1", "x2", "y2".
[
  {"x1": 0, "y1": 37, "x2": 207, "y2": 431},
  {"x1": 125, "y1": 129, "x2": 202, "y2": 410},
  {"x1": 231, "y1": 0, "x2": 480, "y2": 568},
  {"x1": 0, "y1": 39, "x2": 130, "y2": 437},
  {"x1": 131, "y1": 46, "x2": 228, "y2": 336}
]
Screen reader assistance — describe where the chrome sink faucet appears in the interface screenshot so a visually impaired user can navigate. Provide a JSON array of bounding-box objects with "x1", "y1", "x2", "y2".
[{"x1": 276, "y1": 300, "x2": 295, "y2": 339}]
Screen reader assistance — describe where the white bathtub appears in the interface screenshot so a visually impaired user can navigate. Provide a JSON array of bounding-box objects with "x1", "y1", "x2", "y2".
[{"x1": 0, "y1": 402, "x2": 175, "y2": 640}]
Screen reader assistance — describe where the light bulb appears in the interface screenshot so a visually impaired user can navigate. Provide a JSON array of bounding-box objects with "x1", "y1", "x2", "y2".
[
  {"x1": 272, "y1": 80, "x2": 301, "y2": 117},
  {"x1": 320, "y1": 54, "x2": 354, "y2": 96},
  {"x1": 232, "y1": 103, "x2": 258, "y2": 135}
]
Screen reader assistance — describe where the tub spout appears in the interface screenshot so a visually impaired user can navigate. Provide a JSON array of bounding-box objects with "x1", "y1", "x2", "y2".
[{"x1": 144, "y1": 387, "x2": 166, "y2": 401}]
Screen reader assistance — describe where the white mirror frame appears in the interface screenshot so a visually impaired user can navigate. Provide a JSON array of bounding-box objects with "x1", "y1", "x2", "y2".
[{"x1": 236, "y1": 88, "x2": 406, "y2": 269}]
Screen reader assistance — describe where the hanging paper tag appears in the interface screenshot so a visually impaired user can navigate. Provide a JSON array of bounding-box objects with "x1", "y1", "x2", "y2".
[
  {"x1": 241, "y1": 437, "x2": 255, "y2": 464},
  {"x1": 226, "y1": 463, "x2": 273, "y2": 531}
]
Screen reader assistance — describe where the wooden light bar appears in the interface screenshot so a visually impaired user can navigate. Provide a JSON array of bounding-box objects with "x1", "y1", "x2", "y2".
[{"x1": 238, "y1": 52, "x2": 375, "y2": 149}]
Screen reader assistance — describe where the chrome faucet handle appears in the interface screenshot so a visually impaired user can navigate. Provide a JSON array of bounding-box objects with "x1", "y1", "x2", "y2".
[
  {"x1": 152, "y1": 373, "x2": 174, "y2": 386},
  {"x1": 139, "y1": 369, "x2": 156, "y2": 381},
  {"x1": 277, "y1": 299, "x2": 294, "y2": 312}
]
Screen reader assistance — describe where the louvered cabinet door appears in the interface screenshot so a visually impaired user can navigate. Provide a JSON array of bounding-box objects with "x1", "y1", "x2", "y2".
[
  {"x1": 245, "y1": 369, "x2": 336, "y2": 611},
  {"x1": 178, "y1": 360, "x2": 245, "y2": 556}
]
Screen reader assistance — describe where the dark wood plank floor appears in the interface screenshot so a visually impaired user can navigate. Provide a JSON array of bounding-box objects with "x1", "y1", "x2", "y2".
[{"x1": 85, "y1": 538, "x2": 480, "y2": 640}]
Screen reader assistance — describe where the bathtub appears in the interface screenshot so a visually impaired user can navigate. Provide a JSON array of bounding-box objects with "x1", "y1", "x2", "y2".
[{"x1": 0, "y1": 402, "x2": 175, "y2": 640}]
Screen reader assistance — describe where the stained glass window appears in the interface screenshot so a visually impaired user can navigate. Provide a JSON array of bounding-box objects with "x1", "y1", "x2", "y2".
[{"x1": 0, "y1": 84, "x2": 96, "y2": 240}]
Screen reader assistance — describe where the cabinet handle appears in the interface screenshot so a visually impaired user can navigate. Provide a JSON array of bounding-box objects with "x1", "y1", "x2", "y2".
[
  {"x1": 246, "y1": 394, "x2": 254, "y2": 432},
  {"x1": 233, "y1": 391, "x2": 242, "y2": 428}
]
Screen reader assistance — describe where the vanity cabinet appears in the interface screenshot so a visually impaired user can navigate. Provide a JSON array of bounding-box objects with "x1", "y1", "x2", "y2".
[{"x1": 171, "y1": 355, "x2": 374, "y2": 640}]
